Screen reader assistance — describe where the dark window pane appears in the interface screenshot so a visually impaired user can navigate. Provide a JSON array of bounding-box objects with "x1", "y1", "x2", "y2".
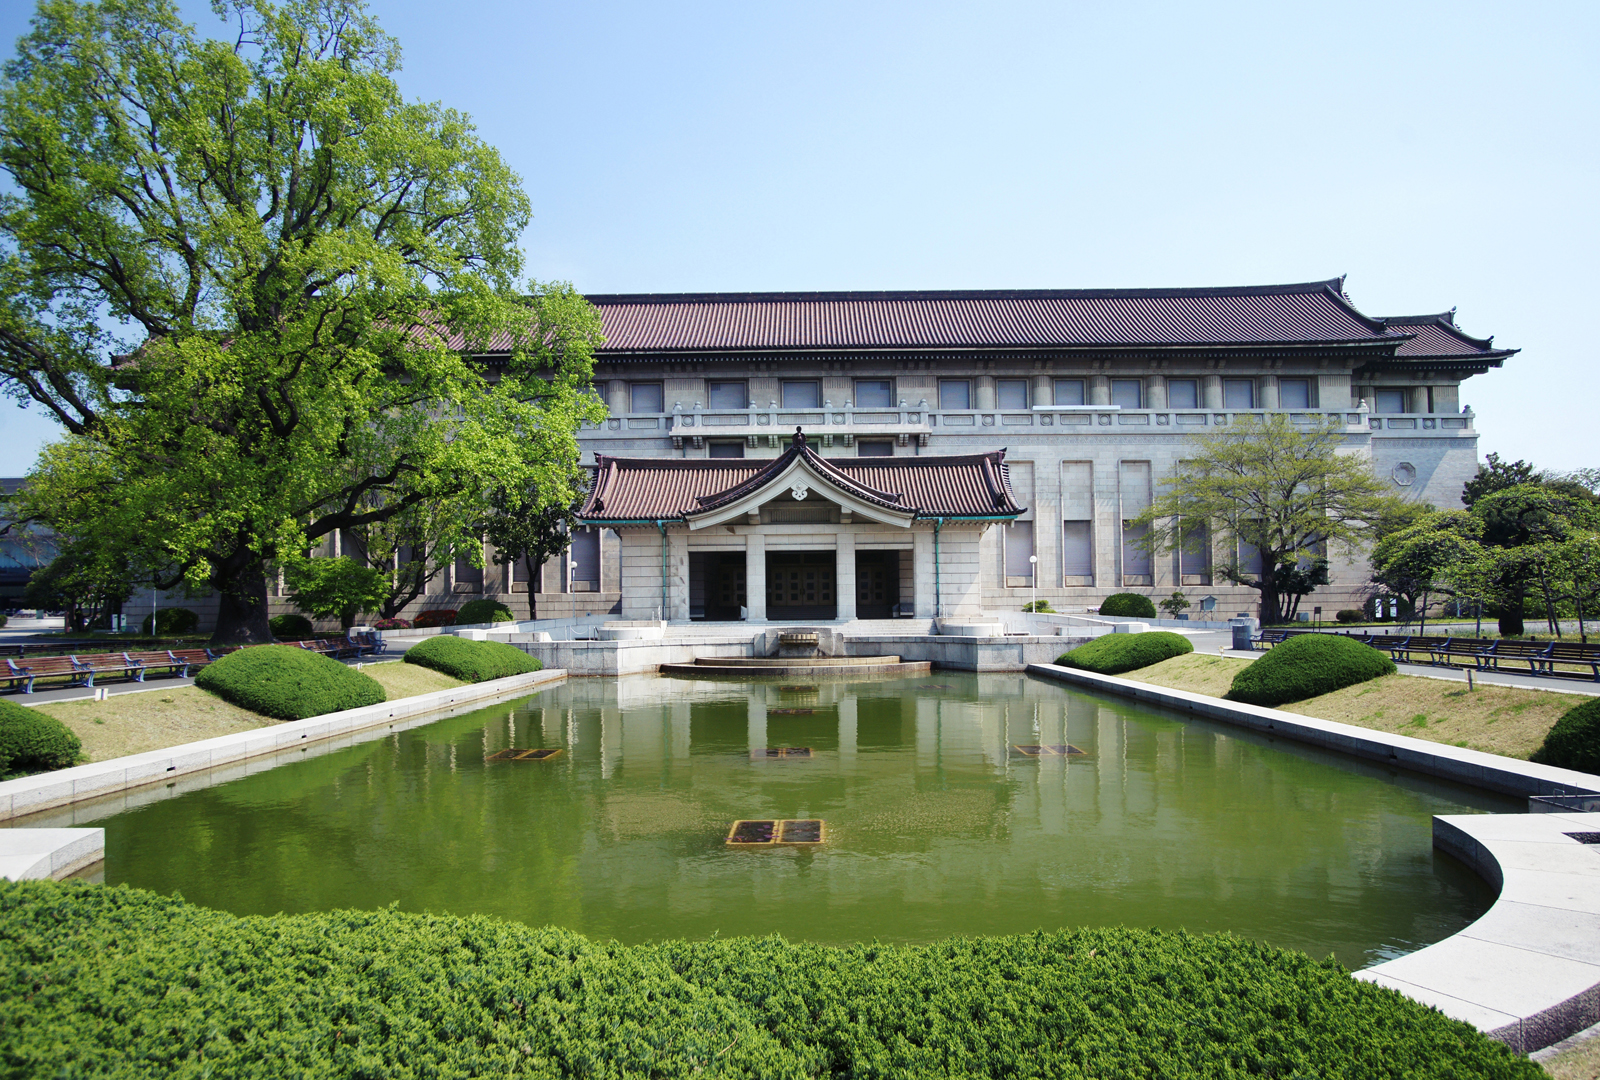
[
  {"x1": 1279, "y1": 379, "x2": 1311, "y2": 409},
  {"x1": 708, "y1": 442, "x2": 744, "y2": 458},
  {"x1": 857, "y1": 440, "x2": 893, "y2": 457},
  {"x1": 706, "y1": 381, "x2": 747, "y2": 409},
  {"x1": 781, "y1": 381, "x2": 820, "y2": 408},
  {"x1": 1111, "y1": 380, "x2": 1142, "y2": 409},
  {"x1": 854, "y1": 380, "x2": 893, "y2": 407},
  {"x1": 1168, "y1": 379, "x2": 1199, "y2": 409},
  {"x1": 630, "y1": 382, "x2": 663, "y2": 413},
  {"x1": 1224, "y1": 380, "x2": 1255, "y2": 409},
  {"x1": 997, "y1": 379, "x2": 1029, "y2": 409},
  {"x1": 1053, "y1": 378, "x2": 1085, "y2": 406},
  {"x1": 1062, "y1": 521, "x2": 1092, "y2": 577},
  {"x1": 939, "y1": 380, "x2": 971, "y2": 409},
  {"x1": 1374, "y1": 389, "x2": 1407, "y2": 413}
]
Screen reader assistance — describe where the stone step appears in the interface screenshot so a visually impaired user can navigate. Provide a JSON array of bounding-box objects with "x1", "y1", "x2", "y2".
[
  {"x1": 690, "y1": 654, "x2": 903, "y2": 667},
  {"x1": 660, "y1": 660, "x2": 931, "y2": 678}
]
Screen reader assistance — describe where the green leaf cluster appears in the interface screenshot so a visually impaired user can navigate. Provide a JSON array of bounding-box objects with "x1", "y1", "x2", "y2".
[
  {"x1": 286, "y1": 557, "x2": 390, "y2": 630},
  {"x1": 1225, "y1": 634, "x2": 1395, "y2": 708},
  {"x1": 1529, "y1": 697, "x2": 1600, "y2": 775},
  {"x1": 140, "y1": 607, "x2": 198, "y2": 635},
  {"x1": 1097, "y1": 592, "x2": 1156, "y2": 617},
  {"x1": 453, "y1": 598, "x2": 514, "y2": 625},
  {"x1": 403, "y1": 635, "x2": 540, "y2": 682},
  {"x1": 0, "y1": 698, "x2": 82, "y2": 779},
  {"x1": 268, "y1": 612, "x2": 315, "y2": 640},
  {"x1": 0, "y1": 880, "x2": 1541, "y2": 1079},
  {"x1": 1056, "y1": 631, "x2": 1193, "y2": 675},
  {"x1": 194, "y1": 644, "x2": 384, "y2": 720}
]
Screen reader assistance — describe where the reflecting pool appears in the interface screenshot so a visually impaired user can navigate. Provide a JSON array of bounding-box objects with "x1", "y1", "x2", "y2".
[{"x1": 71, "y1": 674, "x2": 1514, "y2": 968}]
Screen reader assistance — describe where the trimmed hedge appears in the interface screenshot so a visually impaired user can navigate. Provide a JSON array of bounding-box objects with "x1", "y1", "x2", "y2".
[
  {"x1": 1056, "y1": 631, "x2": 1193, "y2": 675},
  {"x1": 371, "y1": 616, "x2": 412, "y2": 630},
  {"x1": 268, "y1": 612, "x2": 315, "y2": 640},
  {"x1": 454, "y1": 598, "x2": 514, "y2": 625},
  {"x1": 404, "y1": 635, "x2": 541, "y2": 682},
  {"x1": 1530, "y1": 697, "x2": 1600, "y2": 775},
  {"x1": 195, "y1": 644, "x2": 385, "y2": 721},
  {"x1": 140, "y1": 607, "x2": 198, "y2": 635},
  {"x1": 1226, "y1": 633, "x2": 1396, "y2": 708},
  {"x1": 1098, "y1": 592, "x2": 1157, "y2": 618},
  {"x1": 0, "y1": 699, "x2": 82, "y2": 780},
  {"x1": 413, "y1": 608, "x2": 458, "y2": 628},
  {"x1": 0, "y1": 880, "x2": 1541, "y2": 1079},
  {"x1": 1336, "y1": 609, "x2": 1364, "y2": 624}
]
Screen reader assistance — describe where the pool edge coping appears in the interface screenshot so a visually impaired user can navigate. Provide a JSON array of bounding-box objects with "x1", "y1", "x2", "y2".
[
  {"x1": 1026, "y1": 662, "x2": 1600, "y2": 1053},
  {"x1": 0, "y1": 667, "x2": 568, "y2": 829}
]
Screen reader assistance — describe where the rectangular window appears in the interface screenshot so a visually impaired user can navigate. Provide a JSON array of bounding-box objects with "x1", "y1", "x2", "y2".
[
  {"x1": 708, "y1": 441, "x2": 744, "y2": 458},
  {"x1": 1122, "y1": 522, "x2": 1152, "y2": 578},
  {"x1": 1278, "y1": 378, "x2": 1311, "y2": 409},
  {"x1": 996, "y1": 379, "x2": 1030, "y2": 409},
  {"x1": 1053, "y1": 378, "x2": 1086, "y2": 406},
  {"x1": 1168, "y1": 379, "x2": 1199, "y2": 409},
  {"x1": 939, "y1": 379, "x2": 972, "y2": 410},
  {"x1": 1180, "y1": 521, "x2": 1210, "y2": 584},
  {"x1": 857, "y1": 440, "x2": 894, "y2": 457},
  {"x1": 780, "y1": 380, "x2": 820, "y2": 408},
  {"x1": 630, "y1": 382, "x2": 663, "y2": 414},
  {"x1": 1005, "y1": 521, "x2": 1036, "y2": 580},
  {"x1": 1062, "y1": 521, "x2": 1093, "y2": 578},
  {"x1": 570, "y1": 529, "x2": 600, "y2": 590},
  {"x1": 706, "y1": 381, "x2": 747, "y2": 409},
  {"x1": 1223, "y1": 379, "x2": 1255, "y2": 409},
  {"x1": 1374, "y1": 388, "x2": 1407, "y2": 413},
  {"x1": 1111, "y1": 379, "x2": 1142, "y2": 409},
  {"x1": 1238, "y1": 539, "x2": 1265, "y2": 578},
  {"x1": 854, "y1": 379, "x2": 893, "y2": 408},
  {"x1": 454, "y1": 551, "x2": 484, "y2": 590}
]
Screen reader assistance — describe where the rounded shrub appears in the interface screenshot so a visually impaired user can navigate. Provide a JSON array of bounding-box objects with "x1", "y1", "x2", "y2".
[
  {"x1": 0, "y1": 613, "x2": 8, "y2": 628},
  {"x1": 195, "y1": 645, "x2": 385, "y2": 721},
  {"x1": 453, "y1": 599, "x2": 514, "y2": 625},
  {"x1": 269, "y1": 613, "x2": 315, "y2": 640},
  {"x1": 1530, "y1": 697, "x2": 1600, "y2": 775},
  {"x1": 404, "y1": 635, "x2": 542, "y2": 683},
  {"x1": 1056, "y1": 631, "x2": 1193, "y2": 675},
  {"x1": 1335, "y1": 609, "x2": 1364, "y2": 624},
  {"x1": 0, "y1": 699, "x2": 82, "y2": 779},
  {"x1": 412, "y1": 608, "x2": 459, "y2": 629},
  {"x1": 140, "y1": 608, "x2": 199, "y2": 636},
  {"x1": 1225, "y1": 633, "x2": 1395, "y2": 708},
  {"x1": 1098, "y1": 592, "x2": 1157, "y2": 618}
]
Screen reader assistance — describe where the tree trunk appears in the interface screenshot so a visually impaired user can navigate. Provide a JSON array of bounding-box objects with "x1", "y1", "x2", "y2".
[
  {"x1": 524, "y1": 553, "x2": 538, "y2": 619},
  {"x1": 209, "y1": 544, "x2": 274, "y2": 645}
]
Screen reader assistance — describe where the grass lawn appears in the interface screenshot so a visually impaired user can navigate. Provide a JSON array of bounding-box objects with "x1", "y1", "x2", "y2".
[
  {"x1": 1123, "y1": 653, "x2": 1580, "y2": 760},
  {"x1": 33, "y1": 660, "x2": 464, "y2": 762},
  {"x1": 1542, "y1": 1036, "x2": 1600, "y2": 1080}
]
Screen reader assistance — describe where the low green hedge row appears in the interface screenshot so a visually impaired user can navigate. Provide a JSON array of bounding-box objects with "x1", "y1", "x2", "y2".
[
  {"x1": 404, "y1": 635, "x2": 542, "y2": 682},
  {"x1": 1097, "y1": 591, "x2": 1157, "y2": 618},
  {"x1": 0, "y1": 699, "x2": 82, "y2": 780},
  {"x1": 453, "y1": 598, "x2": 514, "y2": 625},
  {"x1": 1226, "y1": 633, "x2": 1396, "y2": 708},
  {"x1": 0, "y1": 881, "x2": 1538, "y2": 1079},
  {"x1": 140, "y1": 607, "x2": 199, "y2": 635},
  {"x1": 195, "y1": 644, "x2": 385, "y2": 721},
  {"x1": 1056, "y1": 631, "x2": 1193, "y2": 675},
  {"x1": 1531, "y1": 696, "x2": 1600, "y2": 775},
  {"x1": 268, "y1": 612, "x2": 315, "y2": 640}
]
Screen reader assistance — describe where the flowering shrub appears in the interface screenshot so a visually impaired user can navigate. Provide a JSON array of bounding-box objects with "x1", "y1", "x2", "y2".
[
  {"x1": 371, "y1": 617, "x2": 412, "y2": 630},
  {"x1": 412, "y1": 609, "x2": 459, "y2": 628}
]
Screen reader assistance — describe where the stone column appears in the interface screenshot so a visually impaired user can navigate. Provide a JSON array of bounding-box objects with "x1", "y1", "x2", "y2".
[
  {"x1": 745, "y1": 534, "x2": 766, "y2": 621},
  {"x1": 913, "y1": 528, "x2": 935, "y2": 618},
  {"x1": 975, "y1": 375, "x2": 997, "y2": 409},
  {"x1": 1032, "y1": 374, "x2": 1052, "y2": 408},
  {"x1": 1260, "y1": 375, "x2": 1279, "y2": 411},
  {"x1": 1146, "y1": 375, "x2": 1168, "y2": 409},
  {"x1": 747, "y1": 696, "x2": 767, "y2": 756},
  {"x1": 667, "y1": 531, "x2": 689, "y2": 621},
  {"x1": 1203, "y1": 375, "x2": 1223, "y2": 409},
  {"x1": 836, "y1": 531, "x2": 857, "y2": 621},
  {"x1": 837, "y1": 693, "x2": 857, "y2": 769},
  {"x1": 1089, "y1": 375, "x2": 1111, "y2": 406}
]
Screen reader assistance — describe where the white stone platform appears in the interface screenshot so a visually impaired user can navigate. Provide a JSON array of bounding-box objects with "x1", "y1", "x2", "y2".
[{"x1": 0, "y1": 827, "x2": 104, "y2": 880}]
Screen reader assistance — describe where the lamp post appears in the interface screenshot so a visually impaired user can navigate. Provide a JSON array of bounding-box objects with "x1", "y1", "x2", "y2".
[
  {"x1": 1029, "y1": 554, "x2": 1038, "y2": 618},
  {"x1": 568, "y1": 558, "x2": 578, "y2": 625}
]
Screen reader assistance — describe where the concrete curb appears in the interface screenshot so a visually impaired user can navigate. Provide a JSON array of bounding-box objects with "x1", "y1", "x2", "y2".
[
  {"x1": 1356, "y1": 812, "x2": 1600, "y2": 1054},
  {"x1": 1023, "y1": 663, "x2": 1600, "y2": 798},
  {"x1": 0, "y1": 668, "x2": 567, "y2": 822},
  {"x1": 0, "y1": 827, "x2": 104, "y2": 880}
]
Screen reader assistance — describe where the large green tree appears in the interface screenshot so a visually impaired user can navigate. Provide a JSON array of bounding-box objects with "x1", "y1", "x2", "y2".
[
  {"x1": 0, "y1": 0, "x2": 604, "y2": 643},
  {"x1": 1369, "y1": 510, "x2": 1482, "y2": 632},
  {"x1": 1131, "y1": 416, "x2": 1394, "y2": 624}
]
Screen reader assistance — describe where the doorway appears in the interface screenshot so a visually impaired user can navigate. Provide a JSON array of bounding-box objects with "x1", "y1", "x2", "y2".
[
  {"x1": 855, "y1": 551, "x2": 901, "y2": 619},
  {"x1": 689, "y1": 552, "x2": 747, "y2": 621},
  {"x1": 765, "y1": 552, "x2": 837, "y2": 620}
]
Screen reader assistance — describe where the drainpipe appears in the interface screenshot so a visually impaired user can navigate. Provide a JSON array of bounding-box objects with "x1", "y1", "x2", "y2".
[
  {"x1": 932, "y1": 517, "x2": 944, "y2": 619},
  {"x1": 655, "y1": 520, "x2": 669, "y2": 620}
]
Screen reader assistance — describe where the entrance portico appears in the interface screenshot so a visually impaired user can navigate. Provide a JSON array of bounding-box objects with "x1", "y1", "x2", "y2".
[{"x1": 580, "y1": 429, "x2": 1023, "y2": 623}]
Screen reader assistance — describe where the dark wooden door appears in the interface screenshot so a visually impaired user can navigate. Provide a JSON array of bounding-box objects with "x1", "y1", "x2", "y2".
[
  {"x1": 766, "y1": 553, "x2": 836, "y2": 620},
  {"x1": 855, "y1": 551, "x2": 900, "y2": 619}
]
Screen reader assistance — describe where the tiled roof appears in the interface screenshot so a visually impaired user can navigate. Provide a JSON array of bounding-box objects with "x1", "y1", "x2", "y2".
[
  {"x1": 1381, "y1": 312, "x2": 1516, "y2": 360},
  {"x1": 585, "y1": 279, "x2": 1404, "y2": 353},
  {"x1": 580, "y1": 434, "x2": 1023, "y2": 522}
]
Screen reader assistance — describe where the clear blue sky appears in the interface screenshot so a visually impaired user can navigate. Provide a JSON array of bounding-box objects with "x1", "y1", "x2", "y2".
[{"x1": 2, "y1": 0, "x2": 1594, "y2": 474}]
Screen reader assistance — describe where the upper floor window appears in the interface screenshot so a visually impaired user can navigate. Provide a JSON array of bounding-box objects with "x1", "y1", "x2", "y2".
[
  {"x1": 708, "y1": 441, "x2": 745, "y2": 458},
  {"x1": 630, "y1": 382, "x2": 663, "y2": 414},
  {"x1": 1053, "y1": 378, "x2": 1086, "y2": 406},
  {"x1": 1223, "y1": 379, "x2": 1255, "y2": 409},
  {"x1": 1279, "y1": 378, "x2": 1312, "y2": 409},
  {"x1": 1111, "y1": 379, "x2": 1142, "y2": 409},
  {"x1": 854, "y1": 380, "x2": 893, "y2": 408},
  {"x1": 939, "y1": 380, "x2": 972, "y2": 410},
  {"x1": 996, "y1": 379, "x2": 1030, "y2": 409},
  {"x1": 857, "y1": 440, "x2": 894, "y2": 457},
  {"x1": 780, "y1": 381, "x2": 820, "y2": 408},
  {"x1": 706, "y1": 381, "x2": 747, "y2": 409},
  {"x1": 1168, "y1": 379, "x2": 1199, "y2": 409},
  {"x1": 1374, "y1": 388, "x2": 1407, "y2": 414}
]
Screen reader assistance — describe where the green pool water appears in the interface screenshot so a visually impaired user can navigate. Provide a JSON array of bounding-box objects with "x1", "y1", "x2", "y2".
[{"x1": 87, "y1": 673, "x2": 1511, "y2": 969}]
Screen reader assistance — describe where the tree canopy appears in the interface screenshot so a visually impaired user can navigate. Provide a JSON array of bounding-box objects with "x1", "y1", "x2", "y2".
[
  {"x1": 1130, "y1": 416, "x2": 1394, "y2": 624},
  {"x1": 0, "y1": 0, "x2": 604, "y2": 642}
]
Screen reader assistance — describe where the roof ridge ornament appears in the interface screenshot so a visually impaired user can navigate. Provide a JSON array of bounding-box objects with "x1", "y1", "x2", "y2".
[{"x1": 793, "y1": 427, "x2": 807, "y2": 446}]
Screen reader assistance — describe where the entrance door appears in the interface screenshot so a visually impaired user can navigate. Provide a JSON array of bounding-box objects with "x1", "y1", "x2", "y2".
[
  {"x1": 766, "y1": 552, "x2": 837, "y2": 620},
  {"x1": 855, "y1": 551, "x2": 901, "y2": 619}
]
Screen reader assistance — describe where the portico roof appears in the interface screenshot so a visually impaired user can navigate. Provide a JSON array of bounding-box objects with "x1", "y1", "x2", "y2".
[{"x1": 579, "y1": 430, "x2": 1024, "y2": 525}]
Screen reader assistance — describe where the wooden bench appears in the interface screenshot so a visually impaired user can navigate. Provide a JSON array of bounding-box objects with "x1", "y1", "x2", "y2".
[
  {"x1": 295, "y1": 637, "x2": 361, "y2": 660},
  {"x1": 1536, "y1": 642, "x2": 1600, "y2": 682},
  {"x1": 125, "y1": 649, "x2": 219, "y2": 679},
  {"x1": 346, "y1": 630, "x2": 387, "y2": 656},
  {"x1": 1384, "y1": 636, "x2": 1457, "y2": 665},
  {"x1": 1251, "y1": 630, "x2": 1291, "y2": 650},
  {"x1": 1473, "y1": 639, "x2": 1555, "y2": 674},
  {"x1": 72, "y1": 652, "x2": 148, "y2": 687},
  {"x1": 4, "y1": 655, "x2": 85, "y2": 693}
]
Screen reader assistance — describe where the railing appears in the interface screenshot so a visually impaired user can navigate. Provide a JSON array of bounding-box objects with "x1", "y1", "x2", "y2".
[{"x1": 582, "y1": 405, "x2": 1475, "y2": 445}]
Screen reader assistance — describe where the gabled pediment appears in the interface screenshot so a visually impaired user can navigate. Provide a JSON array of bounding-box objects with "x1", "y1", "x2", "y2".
[{"x1": 686, "y1": 453, "x2": 915, "y2": 530}]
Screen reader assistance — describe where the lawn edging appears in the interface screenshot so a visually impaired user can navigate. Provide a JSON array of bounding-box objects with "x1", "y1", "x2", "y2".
[
  {"x1": 0, "y1": 667, "x2": 566, "y2": 824},
  {"x1": 1025, "y1": 663, "x2": 1600, "y2": 798}
]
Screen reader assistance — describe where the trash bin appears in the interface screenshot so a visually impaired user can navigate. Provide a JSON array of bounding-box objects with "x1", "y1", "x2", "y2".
[{"x1": 1230, "y1": 617, "x2": 1259, "y2": 651}]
